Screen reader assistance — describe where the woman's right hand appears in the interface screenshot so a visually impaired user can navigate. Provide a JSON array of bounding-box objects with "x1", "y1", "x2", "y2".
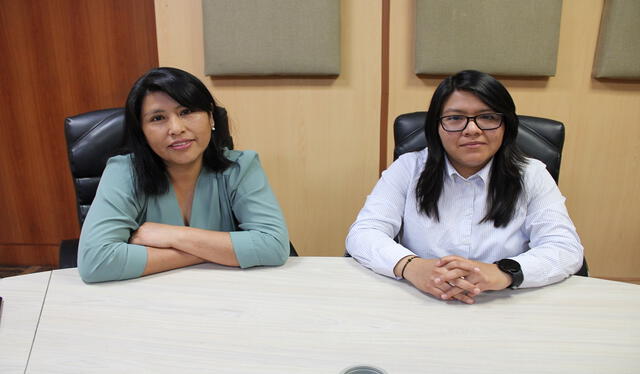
[
  {"x1": 397, "y1": 257, "x2": 480, "y2": 304},
  {"x1": 129, "y1": 222, "x2": 176, "y2": 248}
]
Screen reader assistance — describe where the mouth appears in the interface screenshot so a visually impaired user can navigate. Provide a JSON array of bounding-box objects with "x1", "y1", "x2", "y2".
[
  {"x1": 460, "y1": 142, "x2": 485, "y2": 148},
  {"x1": 168, "y1": 139, "x2": 194, "y2": 150}
]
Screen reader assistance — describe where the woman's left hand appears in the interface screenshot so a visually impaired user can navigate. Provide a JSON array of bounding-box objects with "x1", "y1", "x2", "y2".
[
  {"x1": 434, "y1": 256, "x2": 512, "y2": 300},
  {"x1": 129, "y1": 222, "x2": 178, "y2": 249}
]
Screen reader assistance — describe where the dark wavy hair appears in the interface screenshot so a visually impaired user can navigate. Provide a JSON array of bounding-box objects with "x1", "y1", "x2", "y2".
[
  {"x1": 124, "y1": 67, "x2": 233, "y2": 196},
  {"x1": 416, "y1": 70, "x2": 526, "y2": 227}
]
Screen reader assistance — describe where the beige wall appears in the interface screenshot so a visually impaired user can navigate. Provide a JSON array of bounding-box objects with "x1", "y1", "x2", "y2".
[
  {"x1": 388, "y1": 0, "x2": 640, "y2": 279},
  {"x1": 155, "y1": 0, "x2": 640, "y2": 280},
  {"x1": 154, "y1": 0, "x2": 381, "y2": 256}
]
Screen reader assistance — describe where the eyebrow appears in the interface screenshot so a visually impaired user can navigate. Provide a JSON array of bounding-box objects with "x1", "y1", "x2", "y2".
[
  {"x1": 142, "y1": 104, "x2": 186, "y2": 119},
  {"x1": 142, "y1": 109, "x2": 165, "y2": 118}
]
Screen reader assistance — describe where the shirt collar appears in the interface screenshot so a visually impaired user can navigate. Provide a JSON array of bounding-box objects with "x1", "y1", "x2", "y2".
[{"x1": 444, "y1": 156, "x2": 493, "y2": 183}]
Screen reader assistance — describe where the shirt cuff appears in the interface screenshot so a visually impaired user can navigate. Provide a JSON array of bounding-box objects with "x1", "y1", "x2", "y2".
[
  {"x1": 120, "y1": 243, "x2": 148, "y2": 280},
  {"x1": 509, "y1": 254, "x2": 542, "y2": 289},
  {"x1": 379, "y1": 244, "x2": 416, "y2": 280},
  {"x1": 229, "y1": 231, "x2": 259, "y2": 268}
]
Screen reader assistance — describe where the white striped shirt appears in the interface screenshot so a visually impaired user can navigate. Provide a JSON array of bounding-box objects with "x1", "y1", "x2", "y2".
[{"x1": 346, "y1": 149, "x2": 583, "y2": 288}]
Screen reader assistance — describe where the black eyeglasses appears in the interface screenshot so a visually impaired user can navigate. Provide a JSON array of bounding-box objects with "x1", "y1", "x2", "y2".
[{"x1": 439, "y1": 113, "x2": 504, "y2": 132}]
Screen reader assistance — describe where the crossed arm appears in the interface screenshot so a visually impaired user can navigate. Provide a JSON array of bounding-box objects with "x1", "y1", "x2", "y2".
[
  {"x1": 129, "y1": 222, "x2": 238, "y2": 276},
  {"x1": 78, "y1": 152, "x2": 289, "y2": 283}
]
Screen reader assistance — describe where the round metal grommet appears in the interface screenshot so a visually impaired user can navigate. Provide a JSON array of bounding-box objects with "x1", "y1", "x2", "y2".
[{"x1": 340, "y1": 365, "x2": 388, "y2": 374}]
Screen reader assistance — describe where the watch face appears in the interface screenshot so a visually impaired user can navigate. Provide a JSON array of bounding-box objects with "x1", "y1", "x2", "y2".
[
  {"x1": 497, "y1": 259, "x2": 523, "y2": 288},
  {"x1": 499, "y1": 259, "x2": 521, "y2": 273}
]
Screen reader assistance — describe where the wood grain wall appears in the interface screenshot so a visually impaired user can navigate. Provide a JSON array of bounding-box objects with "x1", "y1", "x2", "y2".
[
  {"x1": 154, "y1": 0, "x2": 382, "y2": 256},
  {"x1": 387, "y1": 0, "x2": 640, "y2": 280},
  {"x1": 0, "y1": 0, "x2": 158, "y2": 266}
]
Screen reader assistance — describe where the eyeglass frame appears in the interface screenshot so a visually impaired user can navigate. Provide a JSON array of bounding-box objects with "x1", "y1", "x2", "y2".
[{"x1": 438, "y1": 113, "x2": 504, "y2": 132}]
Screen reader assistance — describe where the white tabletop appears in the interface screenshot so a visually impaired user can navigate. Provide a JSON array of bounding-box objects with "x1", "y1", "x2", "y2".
[
  {"x1": 0, "y1": 271, "x2": 51, "y2": 373},
  {"x1": 3, "y1": 257, "x2": 640, "y2": 373}
]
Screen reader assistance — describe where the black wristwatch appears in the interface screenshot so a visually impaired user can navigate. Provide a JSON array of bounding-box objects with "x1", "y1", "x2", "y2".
[{"x1": 494, "y1": 259, "x2": 523, "y2": 289}]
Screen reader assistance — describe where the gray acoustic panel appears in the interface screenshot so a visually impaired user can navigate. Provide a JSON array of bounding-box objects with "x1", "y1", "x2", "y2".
[
  {"x1": 593, "y1": 0, "x2": 640, "y2": 79},
  {"x1": 415, "y1": 0, "x2": 563, "y2": 76},
  {"x1": 202, "y1": 0, "x2": 340, "y2": 76}
]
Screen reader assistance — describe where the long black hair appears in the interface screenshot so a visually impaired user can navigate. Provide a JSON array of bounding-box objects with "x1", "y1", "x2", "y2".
[
  {"x1": 124, "y1": 67, "x2": 233, "y2": 196},
  {"x1": 416, "y1": 70, "x2": 526, "y2": 227}
]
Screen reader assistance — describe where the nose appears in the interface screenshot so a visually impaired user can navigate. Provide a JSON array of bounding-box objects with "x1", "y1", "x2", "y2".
[
  {"x1": 463, "y1": 118, "x2": 482, "y2": 135},
  {"x1": 167, "y1": 115, "x2": 186, "y2": 135}
]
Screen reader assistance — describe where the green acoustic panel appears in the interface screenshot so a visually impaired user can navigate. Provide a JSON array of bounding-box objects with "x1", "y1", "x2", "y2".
[
  {"x1": 593, "y1": 0, "x2": 640, "y2": 79},
  {"x1": 202, "y1": 0, "x2": 340, "y2": 76},
  {"x1": 415, "y1": 0, "x2": 562, "y2": 76}
]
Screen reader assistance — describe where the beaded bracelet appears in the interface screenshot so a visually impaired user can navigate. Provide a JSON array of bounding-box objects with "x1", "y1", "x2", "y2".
[{"x1": 401, "y1": 255, "x2": 418, "y2": 279}]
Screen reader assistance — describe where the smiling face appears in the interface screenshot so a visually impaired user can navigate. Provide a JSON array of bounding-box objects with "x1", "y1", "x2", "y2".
[
  {"x1": 141, "y1": 91, "x2": 212, "y2": 172},
  {"x1": 438, "y1": 90, "x2": 505, "y2": 178}
]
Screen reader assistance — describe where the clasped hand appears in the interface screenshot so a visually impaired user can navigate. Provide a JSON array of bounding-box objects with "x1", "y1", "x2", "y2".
[{"x1": 402, "y1": 256, "x2": 512, "y2": 304}]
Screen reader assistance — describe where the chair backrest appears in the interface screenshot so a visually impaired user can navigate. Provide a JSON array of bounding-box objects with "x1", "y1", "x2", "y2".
[
  {"x1": 392, "y1": 111, "x2": 587, "y2": 276},
  {"x1": 65, "y1": 108, "x2": 127, "y2": 228},
  {"x1": 393, "y1": 112, "x2": 565, "y2": 183}
]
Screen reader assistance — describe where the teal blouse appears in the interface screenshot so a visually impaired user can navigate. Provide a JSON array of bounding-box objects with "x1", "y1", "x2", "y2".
[{"x1": 78, "y1": 150, "x2": 289, "y2": 283}]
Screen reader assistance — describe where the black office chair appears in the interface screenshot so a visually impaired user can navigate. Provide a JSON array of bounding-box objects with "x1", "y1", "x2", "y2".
[
  {"x1": 393, "y1": 112, "x2": 587, "y2": 276},
  {"x1": 60, "y1": 108, "x2": 297, "y2": 269}
]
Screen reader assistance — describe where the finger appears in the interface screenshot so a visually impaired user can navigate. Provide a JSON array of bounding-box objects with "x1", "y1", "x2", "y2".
[
  {"x1": 441, "y1": 284, "x2": 463, "y2": 300},
  {"x1": 440, "y1": 260, "x2": 478, "y2": 273},
  {"x1": 465, "y1": 267, "x2": 489, "y2": 286},
  {"x1": 428, "y1": 285, "x2": 446, "y2": 300},
  {"x1": 453, "y1": 292, "x2": 475, "y2": 304},
  {"x1": 433, "y1": 268, "x2": 473, "y2": 284},
  {"x1": 440, "y1": 285, "x2": 475, "y2": 303},
  {"x1": 435, "y1": 283, "x2": 475, "y2": 304},
  {"x1": 438, "y1": 279, "x2": 469, "y2": 300},
  {"x1": 436, "y1": 255, "x2": 464, "y2": 266},
  {"x1": 443, "y1": 279, "x2": 480, "y2": 298}
]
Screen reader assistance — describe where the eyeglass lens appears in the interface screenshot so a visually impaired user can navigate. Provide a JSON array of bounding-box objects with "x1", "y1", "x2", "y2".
[{"x1": 440, "y1": 113, "x2": 503, "y2": 132}]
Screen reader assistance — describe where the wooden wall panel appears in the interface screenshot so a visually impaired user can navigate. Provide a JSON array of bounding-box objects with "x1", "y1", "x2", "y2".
[
  {"x1": 154, "y1": 0, "x2": 382, "y2": 256},
  {"x1": 0, "y1": 245, "x2": 58, "y2": 267},
  {"x1": 387, "y1": 0, "x2": 640, "y2": 280},
  {"x1": 0, "y1": 0, "x2": 158, "y2": 266}
]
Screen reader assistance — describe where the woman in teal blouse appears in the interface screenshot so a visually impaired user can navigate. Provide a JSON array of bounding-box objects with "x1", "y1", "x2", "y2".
[{"x1": 78, "y1": 67, "x2": 289, "y2": 283}]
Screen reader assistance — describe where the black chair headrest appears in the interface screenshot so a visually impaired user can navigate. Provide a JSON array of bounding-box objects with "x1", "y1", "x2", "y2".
[{"x1": 392, "y1": 112, "x2": 565, "y2": 183}]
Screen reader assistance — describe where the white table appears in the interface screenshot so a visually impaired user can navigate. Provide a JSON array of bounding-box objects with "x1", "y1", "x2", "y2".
[
  {"x1": 0, "y1": 271, "x2": 51, "y2": 373},
  {"x1": 2, "y1": 257, "x2": 640, "y2": 373}
]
